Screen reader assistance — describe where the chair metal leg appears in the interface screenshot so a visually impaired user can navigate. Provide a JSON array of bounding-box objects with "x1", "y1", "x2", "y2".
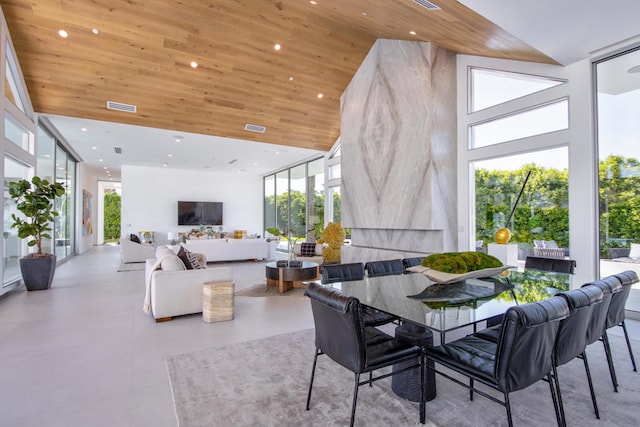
[
  {"x1": 504, "y1": 392, "x2": 513, "y2": 427},
  {"x1": 469, "y1": 378, "x2": 474, "y2": 401},
  {"x1": 552, "y1": 364, "x2": 566, "y2": 427},
  {"x1": 306, "y1": 349, "x2": 320, "y2": 410},
  {"x1": 419, "y1": 352, "x2": 426, "y2": 424},
  {"x1": 602, "y1": 332, "x2": 619, "y2": 392},
  {"x1": 621, "y1": 321, "x2": 637, "y2": 371},
  {"x1": 350, "y1": 373, "x2": 360, "y2": 427},
  {"x1": 581, "y1": 351, "x2": 600, "y2": 419},
  {"x1": 547, "y1": 373, "x2": 563, "y2": 427}
]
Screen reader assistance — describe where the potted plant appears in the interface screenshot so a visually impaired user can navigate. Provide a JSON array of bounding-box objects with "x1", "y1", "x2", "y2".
[{"x1": 8, "y1": 176, "x2": 65, "y2": 291}]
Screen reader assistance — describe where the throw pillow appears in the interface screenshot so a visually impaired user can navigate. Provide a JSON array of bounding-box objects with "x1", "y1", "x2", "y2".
[
  {"x1": 130, "y1": 233, "x2": 141, "y2": 244},
  {"x1": 629, "y1": 243, "x2": 640, "y2": 260},
  {"x1": 300, "y1": 242, "x2": 316, "y2": 257},
  {"x1": 177, "y1": 246, "x2": 205, "y2": 270},
  {"x1": 161, "y1": 255, "x2": 186, "y2": 271}
]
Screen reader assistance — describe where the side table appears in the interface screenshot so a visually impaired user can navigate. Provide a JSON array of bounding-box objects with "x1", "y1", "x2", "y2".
[{"x1": 202, "y1": 281, "x2": 235, "y2": 323}]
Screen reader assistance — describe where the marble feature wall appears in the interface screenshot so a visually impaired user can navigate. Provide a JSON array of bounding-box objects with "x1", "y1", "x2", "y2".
[{"x1": 340, "y1": 39, "x2": 457, "y2": 262}]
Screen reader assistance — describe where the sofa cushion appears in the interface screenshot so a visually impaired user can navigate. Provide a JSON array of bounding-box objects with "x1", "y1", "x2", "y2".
[
  {"x1": 161, "y1": 255, "x2": 186, "y2": 271},
  {"x1": 300, "y1": 242, "x2": 316, "y2": 257},
  {"x1": 315, "y1": 243, "x2": 324, "y2": 255},
  {"x1": 156, "y1": 246, "x2": 175, "y2": 259},
  {"x1": 130, "y1": 233, "x2": 141, "y2": 244},
  {"x1": 177, "y1": 246, "x2": 206, "y2": 270}
]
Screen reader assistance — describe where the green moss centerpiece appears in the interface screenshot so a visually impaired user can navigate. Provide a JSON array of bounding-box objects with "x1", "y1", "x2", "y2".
[
  {"x1": 408, "y1": 251, "x2": 509, "y2": 284},
  {"x1": 421, "y1": 252, "x2": 503, "y2": 274}
]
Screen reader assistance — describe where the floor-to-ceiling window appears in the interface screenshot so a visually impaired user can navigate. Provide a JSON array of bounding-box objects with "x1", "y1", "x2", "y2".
[
  {"x1": 596, "y1": 46, "x2": 640, "y2": 311},
  {"x1": 3, "y1": 157, "x2": 31, "y2": 288},
  {"x1": 37, "y1": 124, "x2": 77, "y2": 261},
  {"x1": 1, "y1": 27, "x2": 37, "y2": 294},
  {"x1": 263, "y1": 156, "x2": 324, "y2": 249}
]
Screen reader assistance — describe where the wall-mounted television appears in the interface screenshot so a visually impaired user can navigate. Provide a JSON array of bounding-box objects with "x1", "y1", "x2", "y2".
[{"x1": 177, "y1": 201, "x2": 223, "y2": 226}]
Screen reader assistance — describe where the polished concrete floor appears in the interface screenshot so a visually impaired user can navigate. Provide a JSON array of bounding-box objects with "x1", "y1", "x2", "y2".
[
  {"x1": 0, "y1": 245, "x2": 315, "y2": 427},
  {"x1": 0, "y1": 245, "x2": 638, "y2": 426}
]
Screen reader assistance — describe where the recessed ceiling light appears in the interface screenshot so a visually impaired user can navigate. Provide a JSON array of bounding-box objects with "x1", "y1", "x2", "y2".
[
  {"x1": 92, "y1": 28, "x2": 99, "y2": 35},
  {"x1": 628, "y1": 65, "x2": 640, "y2": 74},
  {"x1": 99, "y1": 159, "x2": 103, "y2": 162},
  {"x1": 254, "y1": 162, "x2": 258, "y2": 166},
  {"x1": 317, "y1": 93, "x2": 324, "y2": 99},
  {"x1": 289, "y1": 76, "x2": 294, "y2": 81},
  {"x1": 190, "y1": 61, "x2": 198, "y2": 68},
  {"x1": 92, "y1": 146, "x2": 97, "y2": 150},
  {"x1": 168, "y1": 154, "x2": 173, "y2": 157},
  {"x1": 174, "y1": 135, "x2": 184, "y2": 142},
  {"x1": 162, "y1": 163, "x2": 168, "y2": 167},
  {"x1": 409, "y1": 31, "x2": 417, "y2": 35},
  {"x1": 310, "y1": 1, "x2": 317, "y2": 4},
  {"x1": 276, "y1": 151, "x2": 280, "y2": 155},
  {"x1": 58, "y1": 29, "x2": 68, "y2": 38},
  {"x1": 103, "y1": 166, "x2": 108, "y2": 170},
  {"x1": 274, "y1": 43, "x2": 281, "y2": 51},
  {"x1": 361, "y1": 12, "x2": 367, "y2": 16},
  {"x1": 81, "y1": 127, "x2": 87, "y2": 131}
]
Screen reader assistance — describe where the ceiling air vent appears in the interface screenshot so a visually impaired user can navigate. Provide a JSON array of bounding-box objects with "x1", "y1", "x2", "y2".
[
  {"x1": 114, "y1": 147, "x2": 122, "y2": 154},
  {"x1": 413, "y1": 0, "x2": 440, "y2": 11},
  {"x1": 244, "y1": 123, "x2": 266, "y2": 133},
  {"x1": 106, "y1": 101, "x2": 137, "y2": 113}
]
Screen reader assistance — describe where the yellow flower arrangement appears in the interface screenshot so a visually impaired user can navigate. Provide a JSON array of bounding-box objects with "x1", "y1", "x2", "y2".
[{"x1": 321, "y1": 222, "x2": 345, "y2": 264}]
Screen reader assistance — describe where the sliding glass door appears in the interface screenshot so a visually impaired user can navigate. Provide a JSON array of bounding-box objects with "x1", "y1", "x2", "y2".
[{"x1": 596, "y1": 46, "x2": 640, "y2": 312}]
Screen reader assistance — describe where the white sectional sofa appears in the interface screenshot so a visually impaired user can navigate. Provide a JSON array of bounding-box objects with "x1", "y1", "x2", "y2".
[
  {"x1": 144, "y1": 246, "x2": 233, "y2": 321},
  {"x1": 182, "y1": 238, "x2": 268, "y2": 262}
]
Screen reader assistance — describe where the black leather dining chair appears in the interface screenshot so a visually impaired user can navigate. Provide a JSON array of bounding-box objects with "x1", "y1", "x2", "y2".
[
  {"x1": 321, "y1": 262, "x2": 365, "y2": 284},
  {"x1": 402, "y1": 257, "x2": 424, "y2": 271},
  {"x1": 524, "y1": 256, "x2": 577, "y2": 274},
  {"x1": 304, "y1": 282, "x2": 426, "y2": 426},
  {"x1": 365, "y1": 259, "x2": 404, "y2": 277},
  {"x1": 321, "y1": 262, "x2": 399, "y2": 327},
  {"x1": 610, "y1": 271, "x2": 638, "y2": 373},
  {"x1": 425, "y1": 296, "x2": 569, "y2": 427},
  {"x1": 553, "y1": 285, "x2": 605, "y2": 423},
  {"x1": 582, "y1": 275, "x2": 623, "y2": 391}
]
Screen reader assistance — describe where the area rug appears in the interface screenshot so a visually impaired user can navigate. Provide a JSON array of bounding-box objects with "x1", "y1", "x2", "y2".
[
  {"x1": 235, "y1": 283, "x2": 307, "y2": 297},
  {"x1": 166, "y1": 329, "x2": 640, "y2": 427},
  {"x1": 117, "y1": 262, "x2": 145, "y2": 272}
]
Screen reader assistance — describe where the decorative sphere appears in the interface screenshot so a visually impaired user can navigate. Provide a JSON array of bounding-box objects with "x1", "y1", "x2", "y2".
[{"x1": 495, "y1": 227, "x2": 512, "y2": 244}]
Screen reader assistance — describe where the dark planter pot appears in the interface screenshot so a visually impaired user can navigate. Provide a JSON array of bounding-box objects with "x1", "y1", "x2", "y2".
[{"x1": 19, "y1": 255, "x2": 57, "y2": 291}]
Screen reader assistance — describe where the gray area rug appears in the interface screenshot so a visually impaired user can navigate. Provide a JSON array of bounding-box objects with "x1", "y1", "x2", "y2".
[
  {"x1": 117, "y1": 262, "x2": 145, "y2": 272},
  {"x1": 166, "y1": 329, "x2": 639, "y2": 426},
  {"x1": 235, "y1": 283, "x2": 307, "y2": 298}
]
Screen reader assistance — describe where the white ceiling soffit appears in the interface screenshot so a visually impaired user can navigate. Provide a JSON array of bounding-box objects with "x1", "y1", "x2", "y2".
[{"x1": 459, "y1": 0, "x2": 640, "y2": 65}]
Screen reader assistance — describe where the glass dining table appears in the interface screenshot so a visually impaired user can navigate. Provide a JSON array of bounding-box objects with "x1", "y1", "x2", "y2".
[{"x1": 310, "y1": 269, "x2": 572, "y2": 344}]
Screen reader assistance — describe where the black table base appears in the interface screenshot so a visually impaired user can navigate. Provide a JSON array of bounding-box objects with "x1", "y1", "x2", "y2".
[{"x1": 392, "y1": 323, "x2": 437, "y2": 402}]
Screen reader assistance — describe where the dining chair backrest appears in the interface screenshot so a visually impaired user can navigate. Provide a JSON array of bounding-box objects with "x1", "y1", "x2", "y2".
[
  {"x1": 321, "y1": 263, "x2": 365, "y2": 284},
  {"x1": 524, "y1": 256, "x2": 576, "y2": 274},
  {"x1": 495, "y1": 296, "x2": 569, "y2": 392},
  {"x1": 555, "y1": 286, "x2": 604, "y2": 366},
  {"x1": 365, "y1": 259, "x2": 404, "y2": 277},
  {"x1": 402, "y1": 257, "x2": 424, "y2": 270},
  {"x1": 581, "y1": 276, "x2": 622, "y2": 343},
  {"x1": 608, "y1": 271, "x2": 639, "y2": 328},
  {"x1": 305, "y1": 282, "x2": 365, "y2": 372}
]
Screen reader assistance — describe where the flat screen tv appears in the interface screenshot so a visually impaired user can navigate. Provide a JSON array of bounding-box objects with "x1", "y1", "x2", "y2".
[{"x1": 177, "y1": 201, "x2": 223, "y2": 226}]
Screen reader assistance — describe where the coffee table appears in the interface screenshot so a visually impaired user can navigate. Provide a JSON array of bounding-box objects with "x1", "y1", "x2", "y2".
[{"x1": 265, "y1": 261, "x2": 319, "y2": 293}]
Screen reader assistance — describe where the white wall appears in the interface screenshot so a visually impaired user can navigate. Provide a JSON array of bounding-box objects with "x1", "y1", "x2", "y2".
[{"x1": 121, "y1": 165, "x2": 263, "y2": 242}]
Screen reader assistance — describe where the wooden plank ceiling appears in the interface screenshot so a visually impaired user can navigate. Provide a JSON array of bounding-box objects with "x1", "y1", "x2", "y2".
[{"x1": 0, "y1": 0, "x2": 554, "y2": 152}]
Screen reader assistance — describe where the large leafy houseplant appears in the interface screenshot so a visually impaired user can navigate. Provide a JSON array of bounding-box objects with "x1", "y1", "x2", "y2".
[{"x1": 9, "y1": 176, "x2": 65, "y2": 256}]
